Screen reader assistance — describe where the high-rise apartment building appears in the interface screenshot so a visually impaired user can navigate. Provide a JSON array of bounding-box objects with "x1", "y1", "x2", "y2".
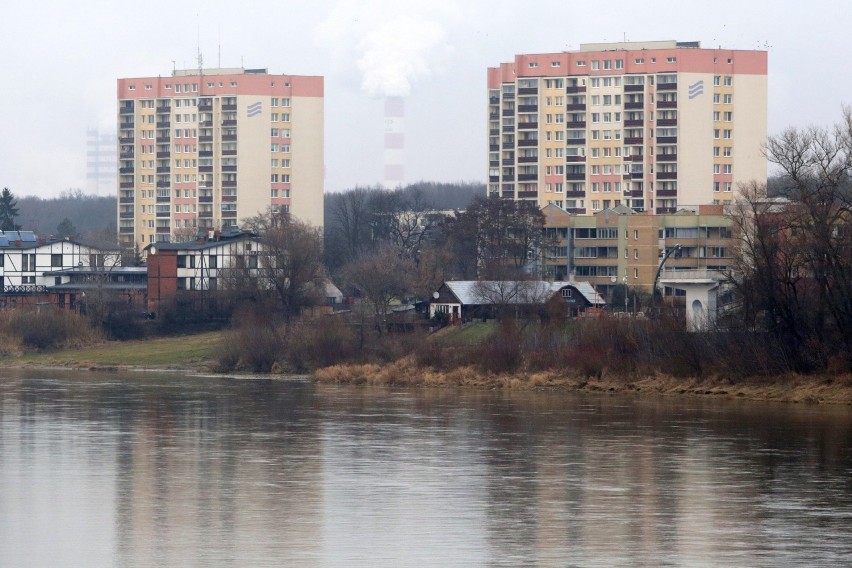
[
  {"x1": 487, "y1": 41, "x2": 767, "y2": 214},
  {"x1": 118, "y1": 68, "x2": 323, "y2": 250}
]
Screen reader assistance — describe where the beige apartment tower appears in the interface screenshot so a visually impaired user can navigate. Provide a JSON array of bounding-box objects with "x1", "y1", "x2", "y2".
[
  {"x1": 118, "y1": 68, "x2": 323, "y2": 250},
  {"x1": 488, "y1": 41, "x2": 767, "y2": 214}
]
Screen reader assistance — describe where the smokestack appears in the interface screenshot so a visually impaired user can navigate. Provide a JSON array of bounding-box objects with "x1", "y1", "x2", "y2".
[{"x1": 383, "y1": 96, "x2": 405, "y2": 189}]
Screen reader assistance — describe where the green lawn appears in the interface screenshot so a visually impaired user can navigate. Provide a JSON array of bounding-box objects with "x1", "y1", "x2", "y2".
[
  {"x1": 9, "y1": 331, "x2": 225, "y2": 369},
  {"x1": 433, "y1": 321, "x2": 497, "y2": 345}
]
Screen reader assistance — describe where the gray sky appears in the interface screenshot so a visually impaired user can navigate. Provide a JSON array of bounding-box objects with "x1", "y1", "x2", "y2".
[{"x1": 1, "y1": 0, "x2": 850, "y2": 197}]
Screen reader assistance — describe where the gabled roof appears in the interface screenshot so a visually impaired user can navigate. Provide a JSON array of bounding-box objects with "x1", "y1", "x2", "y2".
[
  {"x1": 144, "y1": 230, "x2": 258, "y2": 252},
  {"x1": 441, "y1": 281, "x2": 566, "y2": 305},
  {"x1": 439, "y1": 280, "x2": 606, "y2": 307},
  {"x1": 559, "y1": 281, "x2": 607, "y2": 306}
]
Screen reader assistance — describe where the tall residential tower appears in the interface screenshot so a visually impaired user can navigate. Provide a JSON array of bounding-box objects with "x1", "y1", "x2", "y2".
[
  {"x1": 118, "y1": 68, "x2": 323, "y2": 250},
  {"x1": 487, "y1": 41, "x2": 767, "y2": 214}
]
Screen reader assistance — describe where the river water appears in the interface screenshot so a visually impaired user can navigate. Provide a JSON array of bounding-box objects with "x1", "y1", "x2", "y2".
[{"x1": 0, "y1": 369, "x2": 850, "y2": 567}]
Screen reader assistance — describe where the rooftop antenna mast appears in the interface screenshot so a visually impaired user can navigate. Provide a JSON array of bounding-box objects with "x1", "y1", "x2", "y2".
[{"x1": 196, "y1": 18, "x2": 203, "y2": 74}]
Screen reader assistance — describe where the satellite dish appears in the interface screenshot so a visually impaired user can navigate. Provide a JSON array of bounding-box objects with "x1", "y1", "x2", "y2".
[{"x1": 432, "y1": 292, "x2": 440, "y2": 299}]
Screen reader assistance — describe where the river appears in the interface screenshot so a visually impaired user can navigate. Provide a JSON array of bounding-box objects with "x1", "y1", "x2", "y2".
[{"x1": 0, "y1": 369, "x2": 850, "y2": 567}]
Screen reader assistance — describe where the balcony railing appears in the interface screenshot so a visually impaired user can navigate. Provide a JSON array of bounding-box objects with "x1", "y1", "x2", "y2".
[
  {"x1": 222, "y1": 104, "x2": 237, "y2": 111},
  {"x1": 657, "y1": 154, "x2": 678, "y2": 162},
  {"x1": 517, "y1": 105, "x2": 538, "y2": 113},
  {"x1": 119, "y1": 167, "x2": 134, "y2": 174},
  {"x1": 657, "y1": 83, "x2": 678, "y2": 91},
  {"x1": 517, "y1": 88, "x2": 538, "y2": 95},
  {"x1": 517, "y1": 174, "x2": 538, "y2": 181},
  {"x1": 565, "y1": 155, "x2": 586, "y2": 162},
  {"x1": 566, "y1": 121, "x2": 586, "y2": 128},
  {"x1": 623, "y1": 119, "x2": 644, "y2": 127},
  {"x1": 657, "y1": 118, "x2": 678, "y2": 127},
  {"x1": 656, "y1": 136, "x2": 677, "y2": 144},
  {"x1": 517, "y1": 139, "x2": 537, "y2": 147},
  {"x1": 565, "y1": 173, "x2": 585, "y2": 181},
  {"x1": 657, "y1": 101, "x2": 677, "y2": 109},
  {"x1": 517, "y1": 122, "x2": 537, "y2": 130},
  {"x1": 566, "y1": 85, "x2": 586, "y2": 94},
  {"x1": 565, "y1": 104, "x2": 586, "y2": 111},
  {"x1": 566, "y1": 138, "x2": 586, "y2": 145},
  {"x1": 517, "y1": 156, "x2": 537, "y2": 163},
  {"x1": 624, "y1": 137, "x2": 643, "y2": 145},
  {"x1": 624, "y1": 84, "x2": 644, "y2": 92},
  {"x1": 657, "y1": 189, "x2": 678, "y2": 196},
  {"x1": 119, "y1": 197, "x2": 135, "y2": 204},
  {"x1": 624, "y1": 102, "x2": 644, "y2": 110},
  {"x1": 657, "y1": 172, "x2": 678, "y2": 180},
  {"x1": 156, "y1": 151, "x2": 170, "y2": 158},
  {"x1": 119, "y1": 182, "x2": 134, "y2": 189}
]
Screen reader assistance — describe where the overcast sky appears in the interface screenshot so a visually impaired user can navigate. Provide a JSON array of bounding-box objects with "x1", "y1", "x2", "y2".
[{"x1": 1, "y1": 0, "x2": 850, "y2": 197}]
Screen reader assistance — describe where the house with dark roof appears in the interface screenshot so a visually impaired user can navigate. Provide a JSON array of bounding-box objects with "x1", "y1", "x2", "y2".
[{"x1": 430, "y1": 280, "x2": 605, "y2": 322}]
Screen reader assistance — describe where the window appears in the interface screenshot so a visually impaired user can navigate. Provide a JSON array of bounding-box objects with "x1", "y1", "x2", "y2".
[
  {"x1": 590, "y1": 78, "x2": 600, "y2": 88},
  {"x1": 51, "y1": 254, "x2": 62, "y2": 267},
  {"x1": 713, "y1": 76, "x2": 721, "y2": 86},
  {"x1": 724, "y1": 76, "x2": 732, "y2": 86},
  {"x1": 723, "y1": 147, "x2": 732, "y2": 157},
  {"x1": 633, "y1": 268, "x2": 639, "y2": 279},
  {"x1": 724, "y1": 94, "x2": 733, "y2": 104},
  {"x1": 724, "y1": 111, "x2": 732, "y2": 121},
  {"x1": 528, "y1": 62, "x2": 538, "y2": 68},
  {"x1": 723, "y1": 164, "x2": 732, "y2": 174},
  {"x1": 714, "y1": 182, "x2": 720, "y2": 192},
  {"x1": 591, "y1": 60, "x2": 600, "y2": 70},
  {"x1": 713, "y1": 93, "x2": 721, "y2": 104},
  {"x1": 576, "y1": 60, "x2": 586, "y2": 66},
  {"x1": 551, "y1": 61, "x2": 560, "y2": 67},
  {"x1": 176, "y1": 255, "x2": 187, "y2": 268},
  {"x1": 615, "y1": 59, "x2": 624, "y2": 69},
  {"x1": 713, "y1": 129, "x2": 720, "y2": 139},
  {"x1": 604, "y1": 60, "x2": 612, "y2": 70},
  {"x1": 713, "y1": 111, "x2": 720, "y2": 121},
  {"x1": 667, "y1": 57, "x2": 676, "y2": 63},
  {"x1": 723, "y1": 129, "x2": 732, "y2": 139},
  {"x1": 714, "y1": 164, "x2": 721, "y2": 174},
  {"x1": 714, "y1": 146, "x2": 721, "y2": 157},
  {"x1": 634, "y1": 58, "x2": 644, "y2": 64}
]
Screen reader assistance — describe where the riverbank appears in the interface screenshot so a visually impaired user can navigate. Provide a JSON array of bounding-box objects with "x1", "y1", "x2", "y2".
[
  {"x1": 313, "y1": 357, "x2": 852, "y2": 405},
  {"x1": 3, "y1": 331, "x2": 852, "y2": 405}
]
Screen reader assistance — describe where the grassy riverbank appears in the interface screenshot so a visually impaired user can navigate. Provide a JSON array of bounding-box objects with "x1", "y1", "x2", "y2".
[
  {"x1": 6, "y1": 331, "x2": 222, "y2": 369},
  {"x1": 3, "y1": 328, "x2": 852, "y2": 404}
]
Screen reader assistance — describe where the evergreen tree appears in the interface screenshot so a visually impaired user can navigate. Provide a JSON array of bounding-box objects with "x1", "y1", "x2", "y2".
[
  {"x1": 0, "y1": 188, "x2": 21, "y2": 231},
  {"x1": 56, "y1": 217, "x2": 78, "y2": 238}
]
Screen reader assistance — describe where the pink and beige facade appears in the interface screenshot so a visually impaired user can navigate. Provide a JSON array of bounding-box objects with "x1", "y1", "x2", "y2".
[
  {"x1": 487, "y1": 41, "x2": 767, "y2": 214},
  {"x1": 118, "y1": 68, "x2": 323, "y2": 250}
]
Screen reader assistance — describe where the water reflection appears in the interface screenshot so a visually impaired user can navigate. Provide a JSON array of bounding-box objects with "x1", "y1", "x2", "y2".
[{"x1": 0, "y1": 370, "x2": 850, "y2": 567}]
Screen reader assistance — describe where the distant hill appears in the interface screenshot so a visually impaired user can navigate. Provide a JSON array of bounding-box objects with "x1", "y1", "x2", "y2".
[{"x1": 18, "y1": 190, "x2": 117, "y2": 243}]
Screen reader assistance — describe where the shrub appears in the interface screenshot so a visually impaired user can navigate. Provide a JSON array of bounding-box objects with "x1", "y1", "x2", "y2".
[{"x1": 0, "y1": 308, "x2": 99, "y2": 351}]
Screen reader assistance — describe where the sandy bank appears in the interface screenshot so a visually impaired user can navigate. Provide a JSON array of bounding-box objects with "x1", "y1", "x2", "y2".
[{"x1": 313, "y1": 359, "x2": 852, "y2": 405}]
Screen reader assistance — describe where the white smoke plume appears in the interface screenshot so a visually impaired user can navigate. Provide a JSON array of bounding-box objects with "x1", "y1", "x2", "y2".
[{"x1": 316, "y1": 2, "x2": 457, "y2": 97}]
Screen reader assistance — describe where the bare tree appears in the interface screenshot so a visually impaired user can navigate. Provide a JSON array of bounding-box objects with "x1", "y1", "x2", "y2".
[
  {"x1": 342, "y1": 244, "x2": 414, "y2": 336},
  {"x1": 242, "y1": 210, "x2": 326, "y2": 323}
]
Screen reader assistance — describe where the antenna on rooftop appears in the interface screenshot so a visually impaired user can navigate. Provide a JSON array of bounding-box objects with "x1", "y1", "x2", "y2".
[{"x1": 196, "y1": 17, "x2": 203, "y2": 73}]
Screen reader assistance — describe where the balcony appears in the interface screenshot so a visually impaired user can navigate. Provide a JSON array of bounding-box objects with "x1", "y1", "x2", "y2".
[
  {"x1": 157, "y1": 121, "x2": 171, "y2": 129},
  {"x1": 501, "y1": 159, "x2": 514, "y2": 166},
  {"x1": 119, "y1": 212, "x2": 134, "y2": 219},
  {"x1": 657, "y1": 154, "x2": 678, "y2": 162},
  {"x1": 517, "y1": 191, "x2": 538, "y2": 199},
  {"x1": 566, "y1": 138, "x2": 586, "y2": 146},
  {"x1": 119, "y1": 136, "x2": 134, "y2": 144},
  {"x1": 518, "y1": 174, "x2": 538, "y2": 181},
  {"x1": 119, "y1": 197, "x2": 135, "y2": 204},
  {"x1": 624, "y1": 84, "x2": 644, "y2": 92},
  {"x1": 156, "y1": 211, "x2": 170, "y2": 218},
  {"x1": 517, "y1": 139, "x2": 538, "y2": 147},
  {"x1": 156, "y1": 196, "x2": 170, "y2": 203},
  {"x1": 565, "y1": 191, "x2": 585, "y2": 198},
  {"x1": 503, "y1": 126, "x2": 515, "y2": 133},
  {"x1": 221, "y1": 165, "x2": 237, "y2": 172},
  {"x1": 624, "y1": 102, "x2": 643, "y2": 110},
  {"x1": 119, "y1": 182, "x2": 134, "y2": 189},
  {"x1": 624, "y1": 137, "x2": 643, "y2": 145},
  {"x1": 156, "y1": 136, "x2": 170, "y2": 143},
  {"x1": 657, "y1": 83, "x2": 678, "y2": 91},
  {"x1": 198, "y1": 195, "x2": 213, "y2": 203},
  {"x1": 119, "y1": 226, "x2": 134, "y2": 234},
  {"x1": 566, "y1": 208, "x2": 587, "y2": 215},
  {"x1": 221, "y1": 210, "x2": 238, "y2": 218},
  {"x1": 656, "y1": 189, "x2": 678, "y2": 197},
  {"x1": 199, "y1": 166, "x2": 213, "y2": 173},
  {"x1": 222, "y1": 149, "x2": 237, "y2": 156},
  {"x1": 565, "y1": 104, "x2": 586, "y2": 111},
  {"x1": 565, "y1": 155, "x2": 586, "y2": 162},
  {"x1": 222, "y1": 134, "x2": 237, "y2": 141},
  {"x1": 222, "y1": 104, "x2": 237, "y2": 111},
  {"x1": 517, "y1": 88, "x2": 538, "y2": 95},
  {"x1": 222, "y1": 180, "x2": 237, "y2": 187},
  {"x1": 119, "y1": 152, "x2": 134, "y2": 160},
  {"x1": 517, "y1": 105, "x2": 538, "y2": 113},
  {"x1": 657, "y1": 118, "x2": 678, "y2": 127},
  {"x1": 501, "y1": 109, "x2": 514, "y2": 117},
  {"x1": 566, "y1": 85, "x2": 586, "y2": 94},
  {"x1": 631, "y1": 172, "x2": 644, "y2": 179},
  {"x1": 199, "y1": 150, "x2": 213, "y2": 158},
  {"x1": 566, "y1": 173, "x2": 585, "y2": 181},
  {"x1": 156, "y1": 167, "x2": 170, "y2": 174},
  {"x1": 657, "y1": 172, "x2": 678, "y2": 180},
  {"x1": 222, "y1": 195, "x2": 237, "y2": 203},
  {"x1": 624, "y1": 119, "x2": 644, "y2": 127},
  {"x1": 656, "y1": 207, "x2": 677, "y2": 214},
  {"x1": 502, "y1": 175, "x2": 515, "y2": 182},
  {"x1": 156, "y1": 227, "x2": 171, "y2": 234},
  {"x1": 657, "y1": 136, "x2": 677, "y2": 144},
  {"x1": 565, "y1": 121, "x2": 586, "y2": 128},
  {"x1": 517, "y1": 122, "x2": 537, "y2": 130},
  {"x1": 199, "y1": 211, "x2": 213, "y2": 219},
  {"x1": 156, "y1": 151, "x2": 170, "y2": 159},
  {"x1": 489, "y1": 129, "x2": 499, "y2": 136},
  {"x1": 489, "y1": 144, "x2": 499, "y2": 151},
  {"x1": 119, "y1": 106, "x2": 134, "y2": 115},
  {"x1": 200, "y1": 135, "x2": 213, "y2": 143},
  {"x1": 156, "y1": 181, "x2": 170, "y2": 188},
  {"x1": 119, "y1": 167, "x2": 134, "y2": 174},
  {"x1": 517, "y1": 156, "x2": 537, "y2": 163},
  {"x1": 657, "y1": 100, "x2": 677, "y2": 109},
  {"x1": 156, "y1": 106, "x2": 171, "y2": 113},
  {"x1": 198, "y1": 103, "x2": 212, "y2": 111},
  {"x1": 222, "y1": 119, "x2": 237, "y2": 127},
  {"x1": 200, "y1": 120, "x2": 213, "y2": 128}
]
